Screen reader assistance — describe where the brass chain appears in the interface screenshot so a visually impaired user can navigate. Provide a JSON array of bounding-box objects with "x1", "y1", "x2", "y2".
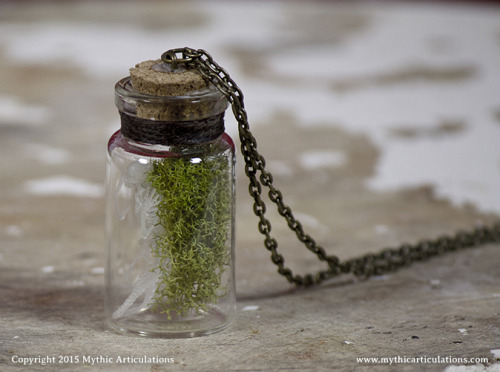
[{"x1": 162, "y1": 48, "x2": 500, "y2": 287}]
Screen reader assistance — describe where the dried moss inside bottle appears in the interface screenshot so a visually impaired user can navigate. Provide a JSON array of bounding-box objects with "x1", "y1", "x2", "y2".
[{"x1": 105, "y1": 59, "x2": 236, "y2": 338}]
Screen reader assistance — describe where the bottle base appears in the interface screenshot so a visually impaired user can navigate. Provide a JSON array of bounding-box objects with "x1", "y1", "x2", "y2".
[{"x1": 106, "y1": 307, "x2": 233, "y2": 338}]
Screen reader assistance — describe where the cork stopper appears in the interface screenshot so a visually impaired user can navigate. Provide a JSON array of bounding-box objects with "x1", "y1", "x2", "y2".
[
  {"x1": 116, "y1": 59, "x2": 227, "y2": 122},
  {"x1": 115, "y1": 57, "x2": 228, "y2": 145},
  {"x1": 130, "y1": 60, "x2": 210, "y2": 97}
]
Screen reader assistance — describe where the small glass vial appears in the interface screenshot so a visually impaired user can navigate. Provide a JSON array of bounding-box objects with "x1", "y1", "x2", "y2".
[{"x1": 105, "y1": 59, "x2": 235, "y2": 337}]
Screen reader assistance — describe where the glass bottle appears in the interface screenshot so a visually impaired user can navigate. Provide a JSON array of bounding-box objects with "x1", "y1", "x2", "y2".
[{"x1": 105, "y1": 59, "x2": 235, "y2": 337}]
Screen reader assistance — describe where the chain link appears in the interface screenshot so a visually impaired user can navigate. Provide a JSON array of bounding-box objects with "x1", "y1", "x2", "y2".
[{"x1": 163, "y1": 47, "x2": 500, "y2": 287}]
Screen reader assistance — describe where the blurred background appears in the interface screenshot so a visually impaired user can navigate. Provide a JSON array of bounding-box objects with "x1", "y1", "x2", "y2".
[
  {"x1": 2, "y1": 0, "x2": 500, "y2": 302},
  {"x1": 1, "y1": 1, "x2": 500, "y2": 370}
]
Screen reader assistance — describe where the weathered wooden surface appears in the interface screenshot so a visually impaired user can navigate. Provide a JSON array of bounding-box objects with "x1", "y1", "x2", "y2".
[{"x1": 1, "y1": 1, "x2": 499, "y2": 371}]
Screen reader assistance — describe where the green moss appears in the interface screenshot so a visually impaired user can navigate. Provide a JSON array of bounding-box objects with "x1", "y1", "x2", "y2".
[{"x1": 145, "y1": 151, "x2": 231, "y2": 319}]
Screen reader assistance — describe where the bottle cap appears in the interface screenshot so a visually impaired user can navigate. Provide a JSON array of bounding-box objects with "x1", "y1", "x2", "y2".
[
  {"x1": 130, "y1": 60, "x2": 210, "y2": 97},
  {"x1": 115, "y1": 58, "x2": 228, "y2": 144}
]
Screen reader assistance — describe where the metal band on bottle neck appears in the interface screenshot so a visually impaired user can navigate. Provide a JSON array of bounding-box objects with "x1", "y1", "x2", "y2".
[{"x1": 119, "y1": 112, "x2": 225, "y2": 146}]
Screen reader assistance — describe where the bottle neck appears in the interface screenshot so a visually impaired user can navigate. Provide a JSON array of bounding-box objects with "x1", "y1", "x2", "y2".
[{"x1": 119, "y1": 112, "x2": 225, "y2": 146}]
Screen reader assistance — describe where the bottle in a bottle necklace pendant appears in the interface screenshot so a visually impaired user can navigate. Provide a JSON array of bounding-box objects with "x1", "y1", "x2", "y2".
[{"x1": 105, "y1": 56, "x2": 236, "y2": 338}]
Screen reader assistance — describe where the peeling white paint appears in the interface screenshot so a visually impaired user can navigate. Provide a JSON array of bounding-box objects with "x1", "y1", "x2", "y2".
[
  {"x1": 299, "y1": 150, "x2": 347, "y2": 170},
  {"x1": 0, "y1": 96, "x2": 51, "y2": 126},
  {"x1": 294, "y1": 212, "x2": 329, "y2": 233},
  {"x1": 0, "y1": 2, "x2": 498, "y2": 215},
  {"x1": 91, "y1": 267, "x2": 105, "y2": 275},
  {"x1": 458, "y1": 328, "x2": 468, "y2": 335},
  {"x1": 430, "y1": 279, "x2": 441, "y2": 287},
  {"x1": 267, "y1": 160, "x2": 294, "y2": 177},
  {"x1": 24, "y1": 176, "x2": 104, "y2": 198},
  {"x1": 261, "y1": 6, "x2": 500, "y2": 215},
  {"x1": 24, "y1": 144, "x2": 71, "y2": 165},
  {"x1": 374, "y1": 224, "x2": 390, "y2": 235},
  {"x1": 41, "y1": 266, "x2": 55, "y2": 274},
  {"x1": 490, "y1": 349, "x2": 500, "y2": 359},
  {"x1": 445, "y1": 365, "x2": 500, "y2": 372},
  {"x1": 6, "y1": 225, "x2": 22, "y2": 237}
]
